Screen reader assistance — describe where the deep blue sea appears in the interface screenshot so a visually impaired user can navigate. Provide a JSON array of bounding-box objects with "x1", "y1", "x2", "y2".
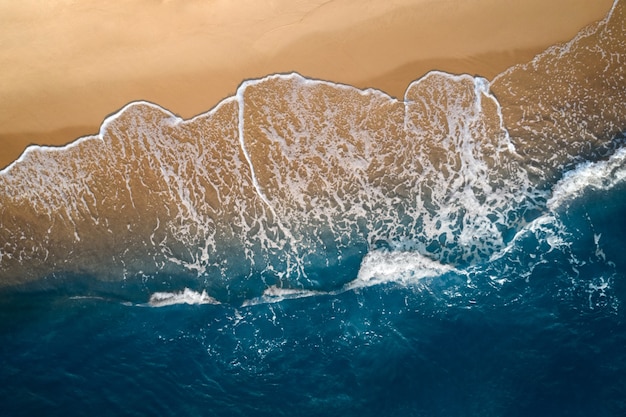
[{"x1": 2, "y1": 1, "x2": 626, "y2": 415}]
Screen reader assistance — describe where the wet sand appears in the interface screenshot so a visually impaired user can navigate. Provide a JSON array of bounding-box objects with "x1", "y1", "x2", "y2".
[{"x1": 0, "y1": 0, "x2": 614, "y2": 169}]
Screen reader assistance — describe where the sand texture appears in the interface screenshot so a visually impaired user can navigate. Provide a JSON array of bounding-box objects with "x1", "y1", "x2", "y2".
[{"x1": 0, "y1": 0, "x2": 615, "y2": 168}]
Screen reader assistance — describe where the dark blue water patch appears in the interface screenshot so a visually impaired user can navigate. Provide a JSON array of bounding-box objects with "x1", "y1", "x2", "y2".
[
  {"x1": 561, "y1": 179, "x2": 626, "y2": 272},
  {"x1": 1, "y1": 274, "x2": 626, "y2": 417}
]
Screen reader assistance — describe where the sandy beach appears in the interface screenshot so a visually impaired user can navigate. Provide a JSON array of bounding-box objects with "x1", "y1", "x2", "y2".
[{"x1": 0, "y1": 0, "x2": 614, "y2": 169}]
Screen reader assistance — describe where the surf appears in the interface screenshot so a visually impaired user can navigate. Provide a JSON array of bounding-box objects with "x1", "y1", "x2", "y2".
[{"x1": 0, "y1": 0, "x2": 625, "y2": 306}]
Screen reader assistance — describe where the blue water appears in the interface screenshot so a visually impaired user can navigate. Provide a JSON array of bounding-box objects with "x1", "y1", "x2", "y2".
[
  {"x1": 2, "y1": 2, "x2": 626, "y2": 414},
  {"x1": 1, "y1": 175, "x2": 625, "y2": 417}
]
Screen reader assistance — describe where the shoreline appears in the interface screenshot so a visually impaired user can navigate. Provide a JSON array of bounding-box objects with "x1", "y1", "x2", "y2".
[{"x1": 0, "y1": 0, "x2": 615, "y2": 169}]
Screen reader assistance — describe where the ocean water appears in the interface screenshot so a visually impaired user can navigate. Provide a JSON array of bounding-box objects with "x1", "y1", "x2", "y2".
[{"x1": 2, "y1": 2, "x2": 626, "y2": 416}]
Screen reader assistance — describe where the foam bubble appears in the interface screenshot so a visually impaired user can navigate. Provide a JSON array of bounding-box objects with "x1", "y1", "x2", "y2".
[{"x1": 148, "y1": 288, "x2": 219, "y2": 307}]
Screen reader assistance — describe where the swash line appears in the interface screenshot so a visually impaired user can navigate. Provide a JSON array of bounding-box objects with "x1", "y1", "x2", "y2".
[{"x1": 236, "y1": 80, "x2": 277, "y2": 213}]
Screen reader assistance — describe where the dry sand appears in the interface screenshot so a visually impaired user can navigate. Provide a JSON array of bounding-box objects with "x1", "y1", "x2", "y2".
[{"x1": 0, "y1": 0, "x2": 615, "y2": 169}]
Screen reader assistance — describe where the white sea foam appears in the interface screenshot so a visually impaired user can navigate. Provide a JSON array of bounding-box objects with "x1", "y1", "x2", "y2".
[
  {"x1": 0, "y1": 134, "x2": 99, "y2": 177},
  {"x1": 241, "y1": 285, "x2": 324, "y2": 306},
  {"x1": 236, "y1": 79, "x2": 274, "y2": 210},
  {"x1": 239, "y1": 249, "x2": 453, "y2": 307},
  {"x1": 146, "y1": 248, "x2": 456, "y2": 308},
  {"x1": 548, "y1": 147, "x2": 626, "y2": 209},
  {"x1": 148, "y1": 288, "x2": 219, "y2": 307},
  {"x1": 0, "y1": 101, "x2": 182, "y2": 177},
  {"x1": 346, "y1": 250, "x2": 454, "y2": 291},
  {"x1": 99, "y1": 100, "x2": 183, "y2": 136}
]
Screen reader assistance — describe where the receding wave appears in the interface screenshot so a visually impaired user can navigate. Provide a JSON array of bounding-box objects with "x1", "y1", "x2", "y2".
[{"x1": 1, "y1": 0, "x2": 625, "y2": 305}]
